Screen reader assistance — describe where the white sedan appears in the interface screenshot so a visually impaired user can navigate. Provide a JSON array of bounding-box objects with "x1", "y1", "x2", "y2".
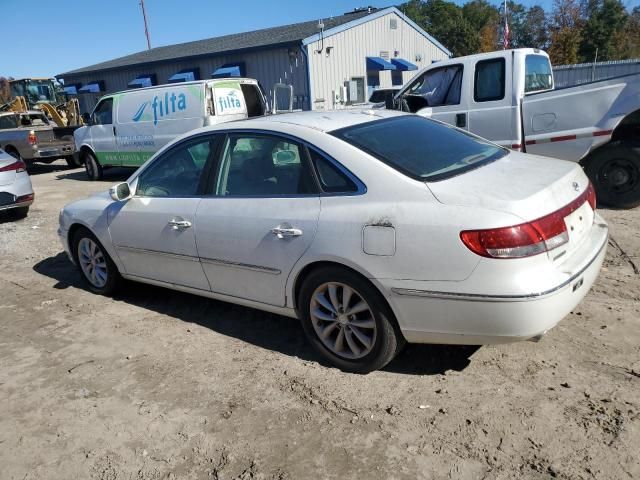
[
  {"x1": 0, "y1": 147, "x2": 34, "y2": 219},
  {"x1": 58, "y1": 110, "x2": 608, "y2": 373}
]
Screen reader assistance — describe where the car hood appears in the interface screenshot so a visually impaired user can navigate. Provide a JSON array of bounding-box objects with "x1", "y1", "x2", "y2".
[{"x1": 426, "y1": 151, "x2": 588, "y2": 221}]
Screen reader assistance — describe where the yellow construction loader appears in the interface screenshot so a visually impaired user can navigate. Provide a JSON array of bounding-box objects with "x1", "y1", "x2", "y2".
[{"x1": 1, "y1": 78, "x2": 83, "y2": 128}]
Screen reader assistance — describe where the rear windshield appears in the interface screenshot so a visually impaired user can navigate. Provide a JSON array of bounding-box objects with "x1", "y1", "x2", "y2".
[{"x1": 331, "y1": 116, "x2": 507, "y2": 181}]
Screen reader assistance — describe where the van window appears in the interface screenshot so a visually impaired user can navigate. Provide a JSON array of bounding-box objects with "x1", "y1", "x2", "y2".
[
  {"x1": 525, "y1": 55, "x2": 553, "y2": 93},
  {"x1": 93, "y1": 98, "x2": 113, "y2": 125},
  {"x1": 240, "y1": 84, "x2": 265, "y2": 117},
  {"x1": 406, "y1": 65, "x2": 464, "y2": 107},
  {"x1": 474, "y1": 58, "x2": 505, "y2": 102}
]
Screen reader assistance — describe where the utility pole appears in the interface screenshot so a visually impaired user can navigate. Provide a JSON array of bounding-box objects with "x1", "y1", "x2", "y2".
[{"x1": 140, "y1": 0, "x2": 152, "y2": 50}]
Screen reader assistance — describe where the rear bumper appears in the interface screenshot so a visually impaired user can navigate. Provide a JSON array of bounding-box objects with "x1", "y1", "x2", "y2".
[
  {"x1": 382, "y1": 217, "x2": 609, "y2": 345},
  {"x1": 0, "y1": 174, "x2": 34, "y2": 211},
  {"x1": 29, "y1": 143, "x2": 75, "y2": 159}
]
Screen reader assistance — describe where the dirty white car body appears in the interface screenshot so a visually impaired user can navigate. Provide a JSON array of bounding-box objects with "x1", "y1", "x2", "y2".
[
  {"x1": 58, "y1": 110, "x2": 608, "y2": 372},
  {"x1": 0, "y1": 148, "x2": 34, "y2": 217}
]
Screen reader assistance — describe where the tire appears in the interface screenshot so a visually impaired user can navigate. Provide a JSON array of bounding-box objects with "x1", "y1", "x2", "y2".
[
  {"x1": 84, "y1": 151, "x2": 103, "y2": 181},
  {"x1": 11, "y1": 206, "x2": 29, "y2": 219},
  {"x1": 584, "y1": 141, "x2": 640, "y2": 209},
  {"x1": 65, "y1": 154, "x2": 82, "y2": 168},
  {"x1": 298, "y1": 266, "x2": 405, "y2": 373},
  {"x1": 72, "y1": 227, "x2": 121, "y2": 295}
]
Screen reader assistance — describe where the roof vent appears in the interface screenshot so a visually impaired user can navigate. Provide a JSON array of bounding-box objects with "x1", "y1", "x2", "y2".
[{"x1": 346, "y1": 6, "x2": 377, "y2": 15}]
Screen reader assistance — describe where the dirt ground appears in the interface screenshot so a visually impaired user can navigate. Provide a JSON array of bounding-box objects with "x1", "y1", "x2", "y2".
[{"x1": 0, "y1": 160, "x2": 639, "y2": 480}]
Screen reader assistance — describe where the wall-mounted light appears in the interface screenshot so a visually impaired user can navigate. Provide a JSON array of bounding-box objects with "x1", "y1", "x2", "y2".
[{"x1": 415, "y1": 53, "x2": 423, "y2": 62}]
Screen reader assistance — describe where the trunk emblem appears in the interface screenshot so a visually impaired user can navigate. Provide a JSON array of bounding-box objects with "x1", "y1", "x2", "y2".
[{"x1": 572, "y1": 181, "x2": 580, "y2": 192}]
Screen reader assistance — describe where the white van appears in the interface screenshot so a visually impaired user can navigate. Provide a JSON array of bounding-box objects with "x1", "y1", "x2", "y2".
[{"x1": 74, "y1": 78, "x2": 267, "y2": 180}]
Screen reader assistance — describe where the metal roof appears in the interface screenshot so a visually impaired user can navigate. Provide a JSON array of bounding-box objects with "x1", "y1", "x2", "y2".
[{"x1": 58, "y1": 10, "x2": 374, "y2": 77}]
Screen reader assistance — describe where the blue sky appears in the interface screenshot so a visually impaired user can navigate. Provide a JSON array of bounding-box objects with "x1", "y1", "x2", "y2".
[{"x1": 2, "y1": 0, "x2": 635, "y2": 79}]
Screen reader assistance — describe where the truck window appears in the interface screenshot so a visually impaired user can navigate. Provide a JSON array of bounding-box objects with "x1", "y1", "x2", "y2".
[
  {"x1": 474, "y1": 58, "x2": 505, "y2": 102},
  {"x1": 406, "y1": 65, "x2": 463, "y2": 107},
  {"x1": 93, "y1": 98, "x2": 113, "y2": 125},
  {"x1": 0, "y1": 115, "x2": 18, "y2": 129},
  {"x1": 525, "y1": 55, "x2": 553, "y2": 93}
]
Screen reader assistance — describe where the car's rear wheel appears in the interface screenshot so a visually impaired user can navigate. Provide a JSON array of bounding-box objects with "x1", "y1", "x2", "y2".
[
  {"x1": 585, "y1": 141, "x2": 640, "y2": 209},
  {"x1": 84, "y1": 151, "x2": 103, "y2": 181},
  {"x1": 73, "y1": 227, "x2": 120, "y2": 295},
  {"x1": 299, "y1": 267, "x2": 404, "y2": 373}
]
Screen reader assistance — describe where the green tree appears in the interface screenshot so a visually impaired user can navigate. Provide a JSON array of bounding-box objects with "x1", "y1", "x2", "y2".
[
  {"x1": 548, "y1": 0, "x2": 583, "y2": 64},
  {"x1": 521, "y1": 6, "x2": 550, "y2": 49},
  {"x1": 579, "y1": 0, "x2": 628, "y2": 61},
  {"x1": 462, "y1": 0, "x2": 501, "y2": 51},
  {"x1": 401, "y1": 0, "x2": 479, "y2": 56}
]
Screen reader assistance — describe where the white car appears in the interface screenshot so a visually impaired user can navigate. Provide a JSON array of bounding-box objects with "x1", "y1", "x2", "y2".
[
  {"x1": 58, "y1": 110, "x2": 608, "y2": 373},
  {"x1": 0, "y1": 147, "x2": 34, "y2": 219}
]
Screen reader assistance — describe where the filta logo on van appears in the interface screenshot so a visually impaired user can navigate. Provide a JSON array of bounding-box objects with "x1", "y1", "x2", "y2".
[
  {"x1": 217, "y1": 90, "x2": 242, "y2": 113},
  {"x1": 132, "y1": 91, "x2": 187, "y2": 125}
]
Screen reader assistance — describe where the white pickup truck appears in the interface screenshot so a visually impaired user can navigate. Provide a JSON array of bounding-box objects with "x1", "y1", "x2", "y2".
[{"x1": 387, "y1": 48, "x2": 640, "y2": 208}]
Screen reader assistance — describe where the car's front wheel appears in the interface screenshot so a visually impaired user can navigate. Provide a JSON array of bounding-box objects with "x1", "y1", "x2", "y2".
[
  {"x1": 299, "y1": 267, "x2": 404, "y2": 373},
  {"x1": 73, "y1": 227, "x2": 120, "y2": 295}
]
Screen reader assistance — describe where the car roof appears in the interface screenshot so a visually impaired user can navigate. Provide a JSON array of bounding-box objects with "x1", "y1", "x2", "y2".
[
  {"x1": 0, "y1": 110, "x2": 43, "y2": 116},
  {"x1": 209, "y1": 108, "x2": 408, "y2": 134}
]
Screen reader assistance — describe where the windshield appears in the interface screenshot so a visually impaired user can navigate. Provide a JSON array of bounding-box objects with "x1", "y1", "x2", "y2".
[
  {"x1": 10, "y1": 79, "x2": 57, "y2": 104},
  {"x1": 331, "y1": 116, "x2": 507, "y2": 181}
]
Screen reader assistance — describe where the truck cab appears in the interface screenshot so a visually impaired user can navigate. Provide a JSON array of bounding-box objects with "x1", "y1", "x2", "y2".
[{"x1": 390, "y1": 48, "x2": 640, "y2": 208}]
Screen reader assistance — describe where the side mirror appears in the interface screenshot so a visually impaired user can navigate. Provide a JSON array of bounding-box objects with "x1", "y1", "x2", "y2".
[
  {"x1": 82, "y1": 112, "x2": 92, "y2": 125},
  {"x1": 109, "y1": 182, "x2": 132, "y2": 202}
]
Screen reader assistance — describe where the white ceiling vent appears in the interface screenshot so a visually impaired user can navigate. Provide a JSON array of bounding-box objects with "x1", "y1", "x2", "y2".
[{"x1": 390, "y1": 18, "x2": 398, "y2": 29}]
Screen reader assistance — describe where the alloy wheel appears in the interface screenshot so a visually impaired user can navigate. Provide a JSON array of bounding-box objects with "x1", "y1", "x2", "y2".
[
  {"x1": 309, "y1": 282, "x2": 377, "y2": 359},
  {"x1": 77, "y1": 237, "x2": 108, "y2": 288}
]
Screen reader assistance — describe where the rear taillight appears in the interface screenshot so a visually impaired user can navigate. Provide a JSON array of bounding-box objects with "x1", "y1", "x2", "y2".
[
  {"x1": 28, "y1": 131, "x2": 37, "y2": 145},
  {"x1": 586, "y1": 182, "x2": 596, "y2": 210},
  {"x1": 0, "y1": 160, "x2": 27, "y2": 173},
  {"x1": 460, "y1": 182, "x2": 596, "y2": 259},
  {"x1": 16, "y1": 193, "x2": 34, "y2": 203}
]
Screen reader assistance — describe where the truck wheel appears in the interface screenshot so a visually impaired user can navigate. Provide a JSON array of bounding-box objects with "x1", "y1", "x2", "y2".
[
  {"x1": 585, "y1": 141, "x2": 640, "y2": 209},
  {"x1": 65, "y1": 154, "x2": 82, "y2": 168},
  {"x1": 84, "y1": 151, "x2": 103, "y2": 181}
]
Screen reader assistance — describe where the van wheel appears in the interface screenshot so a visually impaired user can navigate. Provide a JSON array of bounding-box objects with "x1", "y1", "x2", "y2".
[
  {"x1": 298, "y1": 266, "x2": 404, "y2": 373},
  {"x1": 84, "y1": 151, "x2": 103, "y2": 181},
  {"x1": 585, "y1": 141, "x2": 640, "y2": 209}
]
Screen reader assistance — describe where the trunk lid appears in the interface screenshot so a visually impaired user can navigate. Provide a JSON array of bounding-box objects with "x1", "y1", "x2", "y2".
[{"x1": 427, "y1": 152, "x2": 594, "y2": 262}]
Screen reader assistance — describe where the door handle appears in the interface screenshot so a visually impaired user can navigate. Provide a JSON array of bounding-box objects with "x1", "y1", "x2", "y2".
[
  {"x1": 168, "y1": 218, "x2": 192, "y2": 230},
  {"x1": 456, "y1": 113, "x2": 467, "y2": 128},
  {"x1": 113, "y1": 125, "x2": 117, "y2": 136},
  {"x1": 271, "y1": 226, "x2": 303, "y2": 239}
]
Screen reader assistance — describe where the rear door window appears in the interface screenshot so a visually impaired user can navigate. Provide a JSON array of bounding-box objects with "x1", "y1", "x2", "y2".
[
  {"x1": 308, "y1": 148, "x2": 359, "y2": 193},
  {"x1": 214, "y1": 134, "x2": 317, "y2": 196},
  {"x1": 474, "y1": 58, "x2": 505, "y2": 102}
]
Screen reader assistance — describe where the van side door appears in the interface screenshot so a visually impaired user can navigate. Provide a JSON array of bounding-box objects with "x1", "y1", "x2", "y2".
[{"x1": 89, "y1": 98, "x2": 119, "y2": 166}]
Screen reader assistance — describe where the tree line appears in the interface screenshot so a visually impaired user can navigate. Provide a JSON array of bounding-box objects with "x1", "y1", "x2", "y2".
[{"x1": 401, "y1": 0, "x2": 640, "y2": 65}]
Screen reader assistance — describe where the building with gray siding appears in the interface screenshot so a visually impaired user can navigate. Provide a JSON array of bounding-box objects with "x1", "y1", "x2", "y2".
[{"x1": 57, "y1": 7, "x2": 450, "y2": 115}]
